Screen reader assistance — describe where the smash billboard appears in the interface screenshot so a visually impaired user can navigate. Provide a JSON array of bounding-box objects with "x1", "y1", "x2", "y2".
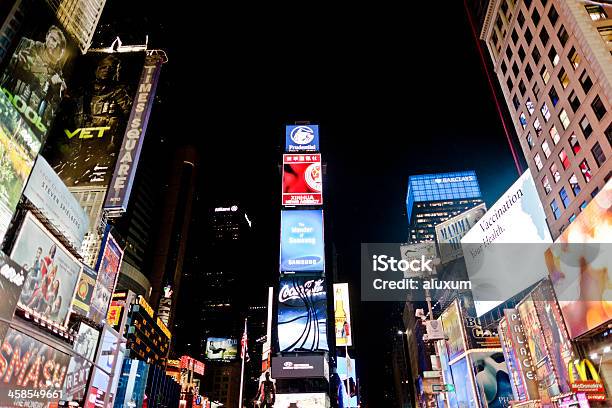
[
  {"x1": 280, "y1": 209, "x2": 325, "y2": 273},
  {"x1": 282, "y1": 154, "x2": 322, "y2": 206}
]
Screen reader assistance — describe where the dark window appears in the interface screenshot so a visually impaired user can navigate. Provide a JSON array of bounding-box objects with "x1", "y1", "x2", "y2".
[
  {"x1": 548, "y1": 86, "x2": 559, "y2": 106},
  {"x1": 507, "y1": 77, "x2": 514, "y2": 90},
  {"x1": 568, "y1": 47, "x2": 580, "y2": 69},
  {"x1": 533, "y1": 9, "x2": 541, "y2": 26},
  {"x1": 519, "y1": 80, "x2": 526, "y2": 96},
  {"x1": 559, "y1": 187, "x2": 571, "y2": 208},
  {"x1": 591, "y1": 95, "x2": 607, "y2": 120},
  {"x1": 518, "y1": 46, "x2": 526, "y2": 62},
  {"x1": 525, "y1": 63, "x2": 533, "y2": 81},
  {"x1": 525, "y1": 0, "x2": 532, "y2": 9},
  {"x1": 558, "y1": 67, "x2": 569, "y2": 89},
  {"x1": 558, "y1": 25, "x2": 569, "y2": 47},
  {"x1": 591, "y1": 187, "x2": 599, "y2": 198},
  {"x1": 569, "y1": 134, "x2": 581, "y2": 155},
  {"x1": 591, "y1": 142, "x2": 606, "y2": 167},
  {"x1": 533, "y1": 82, "x2": 541, "y2": 98},
  {"x1": 606, "y1": 122, "x2": 612, "y2": 147},
  {"x1": 513, "y1": 95, "x2": 520, "y2": 110},
  {"x1": 533, "y1": 46, "x2": 541, "y2": 64},
  {"x1": 580, "y1": 70, "x2": 593, "y2": 93},
  {"x1": 501, "y1": 1, "x2": 509, "y2": 16},
  {"x1": 501, "y1": 60, "x2": 507, "y2": 75},
  {"x1": 541, "y1": 0, "x2": 547, "y2": 6},
  {"x1": 518, "y1": 11, "x2": 526, "y2": 26},
  {"x1": 550, "y1": 199, "x2": 561, "y2": 219},
  {"x1": 548, "y1": 5, "x2": 559, "y2": 26},
  {"x1": 539, "y1": 27, "x2": 549, "y2": 46},
  {"x1": 569, "y1": 90, "x2": 580, "y2": 113},
  {"x1": 512, "y1": 29, "x2": 519, "y2": 45},
  {"x1": 506, "y1": 47, "x2": 513, "y2": 60},
  {"x1": 548, "y1": 46, "x2": 559, "y2": 66},
  {"x1": 526, "y1": 132, "x2": 535, "y2": 149},
  {"x1": 512, "y1": 62, "x2": 520, "y2": 77},
  {"x1": 525, "y1": 28, "x2": 533, "y2": 43},
  {"x1": 580, "y1": 115, "x2": 593, "y2": 138}
]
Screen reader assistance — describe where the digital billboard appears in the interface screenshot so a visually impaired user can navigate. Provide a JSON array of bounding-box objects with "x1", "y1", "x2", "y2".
[
  {"x1": 43, "y1": 50, "x2": 147, "y2": 188},
  {"x1": 437, "y1": 340, "x2": 459, "y2": 408},
  {"x1": 435, "y1": 203, "x2": 486, "y2": 264},
  {"x1": 337, "y1": 357, "x2": 357, "y2": 408},
  {"x1": 333, "y1": 283, "x2": 352, "y2": 347},
  {"x1": 461, "y1": 171, "x2": 553, "y2": 316},
  {"x1": 282, "y1": 153, "x2": 322, "y2": 206},
  {"x1": 280, "y1": 209, "x2": 325, "y2": 272},
  {"x1": 440, "y1": 299, "x2": 467, "y2": 361},
  {"x1": 271, "y1": 355, "x2": 328, "y2": 379},
  {"x1": 450, "y1": 356, "x2": 478, "y2": 408},
  {"x1": 88, "y1": 229, "x2": 123, "y2": 323},
  {"x1": 278, "y1": 276, "x2": 328, "y2": 352},
  {"x1": 545, "y1": 179, "x2": 612, "y2": 339},
  {"x1": 0, "y1": 250, "x2": 28, "y2": 324},
  {"x1": 13, "y1": 212, "x2": 81, "y2": 327},
  {"x1": 275, "y1": 393, "x2": 329, "y2": 408},
  {"x1": 469, "y1": 350, "x2": 514, "y2": 408},
  {"x1": 399, "y1": 242, "x2": 437, "y2": 278},
  {"x1": 0, "y1": 327, "x2": 71, "y2": 407},
  {"x1": 63, "y1": 321, "x2": 100, "y2": 402},
  {"x1": 285, "y1": 124, "x2": 319, "y2": 152},
  {"x1": 71, "y1": 264, "x2": 97, "y2": 317},
  {"x1": 23, "y1": 156, "x2": 89, "y2": 248},
  {"x1": 126, "y1": 296, "x2": 170, "y2": 364},
  {"x1": 205, "y1": 338, "x2": 238, "y2": 360},
  {"x1": 113, "y1": 358, "x2": 150, "y2": 408}
]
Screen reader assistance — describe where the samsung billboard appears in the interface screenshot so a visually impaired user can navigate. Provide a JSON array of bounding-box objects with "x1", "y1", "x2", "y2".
[{"x1": 280, "y1": 209, "x2": 325, "y2": 273}]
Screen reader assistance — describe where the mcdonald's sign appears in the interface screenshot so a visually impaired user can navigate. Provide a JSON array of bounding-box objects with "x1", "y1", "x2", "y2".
[{"x1": 568, "y1": 359, "x2": 606, "y2": 401}]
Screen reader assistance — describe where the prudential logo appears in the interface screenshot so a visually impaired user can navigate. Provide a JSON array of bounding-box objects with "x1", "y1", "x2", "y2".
[
  {"x1": 372, "y1": 255, "x2": 433, "y2": 273},
  {"x1": 290, "y1": 126, "x2": 315, "y2": 145}
]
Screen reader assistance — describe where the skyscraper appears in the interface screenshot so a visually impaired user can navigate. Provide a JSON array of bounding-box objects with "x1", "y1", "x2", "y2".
[
  {"x1": 480, "y1": 0, "x2": 611, "y2": 238},
  {"x1": 406, "y1": 171, "x2": 484, "y2": 242}
]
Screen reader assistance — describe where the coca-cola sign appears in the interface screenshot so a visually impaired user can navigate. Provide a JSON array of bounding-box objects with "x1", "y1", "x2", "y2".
[{"x1": 279, "y1": 278, "x2": 325, "y2": 303}]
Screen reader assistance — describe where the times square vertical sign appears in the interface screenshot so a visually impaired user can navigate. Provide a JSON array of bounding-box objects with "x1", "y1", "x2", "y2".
[{"x1": 103, "y1": 54, "x2": 163, "y2": 215}]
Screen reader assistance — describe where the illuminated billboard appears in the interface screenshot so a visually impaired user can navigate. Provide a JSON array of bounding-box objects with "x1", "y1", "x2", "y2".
[
  {"x1": 0, "y1": 327, "x2": 71, "y2": 406},
  {"x1": 63, "y1": 321, "x2": 100, "y2": 402},
  {"x1": 337, "y1": 357, "x2": 357, "y2": 408},
  {"x1": 71, "y1": 264, "x2": 97, "y2": 316},
  {"x1": 282, "y1": 154, "x2": 322, "y2": 206},
  {"x1": 126, "y1": 296, "x2": 170, "y2": 364},
  {"x1": 43, "y1": 51, "x2": 147, "y2": 188},
  {"x1": 0, "y1": 250, "x2": 28, "y2": 324},
  {"x1": 285, "y1": 124, "x2": 319, "y2": 152},
  {"x1": 440, "y1": 299, "x2": 467, "y2": 361},
  {"x1": 449, "y1": 357, "x2": 478, "y2": 408},
  {"x1": 278, "y1": 276, "x2": 328, "y2": 352},
  {"x1": 205, "y1": 337, "x2": 238, "y2": 360},
  {"x1": 399, "y1": 242, "x2": 437, "y2": 278},
  {"x1": 271, "y1": 355, "x2": 328, "y2": 379},
  {"x1": 333, "y1": 283, "x2": 352, "y2": 347},
  {"x1": 23, "y1": 156, "x2": 89, "y2": 248},
  {"x1": 13, "y1": 212, "x2": 81, "y2": 327},
  {"x1": 469, "y1": 350, "x2": 514, "y2": 408},
  {"x1": 88, "y1": 228, "x2": 123, "y2": 323},
  {"x1": 275, "y1": 393, "x2": 330, "y2": 408},
  {"x1": 545, "y1": 179, "x2": 612, "y2": 339},
  {"x1": 280, "y1": 209, "x2": 325, "y2": 272},
  {"x1": 435, "y1": 203, "x2": 486, "y2": 264},
  {"x1": 461, "y1": 171, "x2": 553, "y2": 316}
]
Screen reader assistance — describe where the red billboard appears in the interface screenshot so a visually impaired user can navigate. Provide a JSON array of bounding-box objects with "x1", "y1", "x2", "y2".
[{"x1": 282, "y1": 154, "x2": 322, "y2": 206}]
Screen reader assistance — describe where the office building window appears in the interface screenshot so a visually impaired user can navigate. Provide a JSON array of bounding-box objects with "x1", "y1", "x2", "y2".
[
  {"x1": 559, "y1": 109, "x2": 571, "y2": 129},
  {"x1": 557, "y1": 25, "x2": 569, "y2": 47},
  {"x1": 519, "y1": 80, "x2": 526, "y2": 96},
  {"x1": 579, "y1": 159, "x2": 592, "y2": 182},
  {"x1": 533, "y1": 82, "x2": 541, "y2": 98},
  {"x1": 558, "y1": 68, "x2": 569, "y2": 89},
  {"x1": 559, "y1": 149, "x2": 570, "y2": 169},
  {"x1": 507, "y1": 77, "x2": 514, "y2": 90},
  {"x1": 534, "y1": 118, "x2": 543, "y2": 136},
  {"x1": 568, "y1": 47, "x2": 580, "y2": 69},
  {"x1": 518, "y1": 46, "x2": 526, "y2": 62},
  {"x1": 579, "y1": 70, "x2": 593, "y2": 94},
  {"x1": 550, "y1": 125, "x2": 560, "y2": 144},
  {"x1": 559, "y1": 187, "x2": 570, "y2": 208},
  {"x1": 513, "y1": 62, "x2": 520, "y2": 77},
  {"x1": 548, "y1": 86, "x2": 559, "y2": 106},
  {"x1": 525, "y1": 63, "x2": 533, "y2": 81},
  {"x1": 518, "y1": 10, "x2": 526, "y2": 26},
  {"x1": 541, "y1": 103, "x2": 551, "y2": 122},
  {"x1": 506, "y1": 46, "x2": 513, "y2": 61},
  {"x1": 525, "y1": 28, "x2": 533, "y2": 44},
  {"x1": 525, "y1": 0, "x2": 532, "y2": 9},
  {"x1": 541, "y1": 66, "x2": 550, "y2": 84},
  {"x1": 533, "y1": 9, "x2": 541, "y2": 26},
  {"x1": 597, "y1": 26, "x2": 612, "y2": 46},
  {"x1": 580, "y1": 115, "x2": 593, "y2": 138},
  {"x1": 569, "y1": 134, "x2": 581, "y2": 155},
  {"x1": 551, "y1": 162, "x2": 561, "y2": 183},
  {"x1": 550, "y1": 199, "x2": 561, "y2": 219},
  {"x1": 569, "y1": 174, "x2": 581, "y2": 196},
  {"x1": 513, "y1": 95, "x2": 520, "y2": 110},
  {"x1": 533, "y1": 46, "x2": 541, "y2": 64},
  {"x1": 526, "y1": 99, "x2": 535, "y2": 115},
  {"x1": 591, "y1": 95, "x2": 607, "y2": 121},
  {"x1": 542, "y1": 175, "x2": 552, "y2": 194},
  {"x1": 569, "y1": 214, "x2": 577, "y2": 223},
  {"x1": 512, "y1": 29, "x2": 519, "y2": 45},
  {"x1": 580, "y1": 201, "x2": 588, "y2": 211},
  {"x1": 526, "y1": 132, "x2": 535, "y2": 149},
  {"x1": 548, "y1": 46, "x2": 559, "y2": 66},
  {"x1": 586, "y1": 5, "x2": 607, "y2": 20},
  {"x1": 548, "y1": 5, "x2": 559, "y2": 25},
  {"x1": 520, "y1": 112, "x2": 528, "y2": 129},
  {"x1": 591, "y1": 187, "x2": 599, "y2": 198},
  {"x1": 569, "y1": 90, "x2": 580, "y2": 113},
  {"x1": 535, "y1": 153, "x2": 544, "y2": 170},
  {"x1": 606, "y1": 122, "x2": 612, "y2": 147},
  {"x1": 542, "y1": 140, "x2": 552, "y2": 158},
  {"x1": 591, "y1": 142, "x2": 606, "y2": 167},
  {"x1": 501, "y1": 61, "x2": 507, "y2": 75},
  {"x1": 539, "y1": 26, "x2": 549, "y2": 46}
]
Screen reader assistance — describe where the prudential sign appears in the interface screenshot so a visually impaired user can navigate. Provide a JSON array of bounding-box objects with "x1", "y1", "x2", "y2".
[
  {"x1": 285, "y1": 125, "x2": 319, "y2": 152},
  {"x1": 280, "y1": 210, "x2": 325, "y2": 273}
]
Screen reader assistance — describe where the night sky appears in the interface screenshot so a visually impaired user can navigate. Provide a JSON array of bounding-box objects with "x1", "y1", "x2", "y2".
[{"x1": 100, "y1": 1, "x2": 525, "y2": 405}]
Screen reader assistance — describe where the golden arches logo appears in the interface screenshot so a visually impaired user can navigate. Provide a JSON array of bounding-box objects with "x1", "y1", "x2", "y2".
[{"x1": 568, "y1": 359, "x2": 601, "y2": 383}]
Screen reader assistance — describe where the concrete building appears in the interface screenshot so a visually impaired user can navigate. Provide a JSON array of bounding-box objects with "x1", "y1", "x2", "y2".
[{"x1": 480, "y1": 0, "x2": 612, "y2": 238}]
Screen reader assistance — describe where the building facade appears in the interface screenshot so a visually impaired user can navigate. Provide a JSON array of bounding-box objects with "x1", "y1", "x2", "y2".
[{"x1": 480, "y1": 0, "x2": 612, "y2": 238}]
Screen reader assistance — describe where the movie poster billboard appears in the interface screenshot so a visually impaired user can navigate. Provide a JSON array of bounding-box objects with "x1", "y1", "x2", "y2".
[
  {"x1": 0, "y1": 327, "x2": 71, "y2": 407},
  {"x1": 0, "y1": 250, "x2": 28, "y2": 323},
  {"x1": 23, "y1": 156, "x2": 89, "y2": 248},
  {"x1": 278, "y1": 276, "x2": 329, "y2": 352},
  {"x1": 275, "y1": 393, "x2": 329, "y2": 408},
  {"x1": 334, "y1": 283, "x2": 352, "y2": 347},
  {"x1": 63, "y1": 321, "x2": 100, "y2": 402},
  {"x1": 280, "y1": 209, "x2": 325, "y2": 272},
  {"x1": 285, "y1": 124, "x2": 319, "y2": 152},
  {"x1": 450, "y1": 357, "x2": 478, "y2": 408},
  {"x1": 13, "y1": 212, "x2": 81, "y2": 327},
  {"x1": 545, "y1": 179, "x2": 612, "y2": 339},
  {"x1": 440, "y1": 299, "x2": 467, "y2": 361},
  {"x1": 461, "y1": 171, "x2": 553, "y2": 316},
  {"x1": 71, "y1": 264, "x2": 97, "y2": 317},
  {"x1": 337, "y1": 357, "x2": 357, "y2": 408},
  {"x1": 282, "y1": 154, "x2": 322, "y2": 206},
  {"x1": 88, "y1": 229, "x2": 123, "y2": 323},
  {"x1": 205, "y1": 338, "x2": 238, "y2": 360},
  {"x1": 42, "y1": 50, "x2": 147, "y2": 188},
  {"x1": 435, "y1": 203, "x2": 486, "y2": 264},
  {"x1": 469, "y1": 350, "x2": 514, "y2": 408}
]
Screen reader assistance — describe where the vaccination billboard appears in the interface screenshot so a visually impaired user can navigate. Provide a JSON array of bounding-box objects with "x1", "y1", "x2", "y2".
[
  {"x1": 282, "y1": 153, "x2": 322, "y2": 206},
  {"x1": 205, "y1": 338, "x2": 238, "y2": 360},
  {"x1": 13, "y1": 211, "x2": 81, "y2": 327},
  {"x1": 461, "y1": 171, "x2": 553, "y2": 316},
  {"x1": 278, "y1": 276, "x2": 329, "y2": 352},
  {"x1": 285, "y1": 124, "x2": 319, "y2": 152},
  {"x1": 280, "y1": 209, "x2": 325, "y2": 272},
  {"x1": 334, "y1": 283, "x2": 353, "y2": 347},
  {"x1": 435, "y1": 203, "x2": 486, "y2": 264}
]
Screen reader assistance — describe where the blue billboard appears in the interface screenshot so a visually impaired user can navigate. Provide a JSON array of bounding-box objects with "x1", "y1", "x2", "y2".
[
  {"x1": 280, "y1": 210, "x2": 325, "y2": 272},
  {"x1": 337, "y1": 357, "x2": 358, "y2": 408},
  {"x1": 285, "y1": 125, "x2": 319, "y2": 152}
]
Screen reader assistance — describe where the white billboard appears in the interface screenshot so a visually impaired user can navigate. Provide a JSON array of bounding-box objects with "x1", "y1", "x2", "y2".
[
  {"x1": 461, "y1": 171, "x2": 552, "y2": 316},
  {"x1": 333, "y1": 283, "x2": 352, "y2": 347},
  {"x1": 275, "y1": 393, "x2": 330, "y2": 408},
  {"x1": 435, "y1": 203, "x2": 486, "y2": 264}
]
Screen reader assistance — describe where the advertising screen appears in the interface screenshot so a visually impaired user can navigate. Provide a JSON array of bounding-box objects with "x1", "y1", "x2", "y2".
[
  {"x1": 0, "y1": 250, "x2": 28, "y2": 323},
  {"x1": 63, "y1": 321, "x2": 100, "y2": 402},
  {"x1": 440, "y1": 299, "x2": 467, "y2": 361},
  {"x1": 0, "y1": 91, "x2": 40, "y2": 243},
  {"x1": 399, "y1": 242, "x2": 437, "y2": 278},
  {"x1": 285, "y1": 124, "x2": 319, "y2": 152},
  {"x1": 88, "y1": 229, "x2": 123, "y2": 323},
  {"x1": 435, "y1": 203, "x2": 486, "y2": 264},
  {"x1": 437, "y1": 340, "x2": 459, "y2": 408},
  {"x1": 333, "y1": 283, "x2": 352, "y2": 347},
  {"x1": 205, "y1": 338, "x2": 238, "y2": 360},
  {"x1": 0, "y1": 327, "x2": 71, "y2": 407},
  {"x1": 71, "y1": 264, "x2": 97, "y2": 316},
  {"x1": 23, "y1": 156, "x2": 89, "y2": 248},
  {"x1": 545, "y1": 179, "x2": 612, "y2": 339},
  {"x1": 275, "y1": 393, "x2": 329, "y2": 408},
  {"x1": 282, "y1": 154, "x2": 322, "y2": 206},
  {"x1": 450, "y1": 357, "x2": 477, "y2": 408},
  {"x1": 280, "y1": 209, "x2": 325, "y2": 272},
  {"x1": 114, "y1": 358, "x2": 150, "y2": 408},
  {"x1": 469, "y1": 350, "x2": 514, "y2": 408},
  {"x1": 126, "y1": 297, "x2": 170, "y2": 364},
  {"x1": 85, "y1": 366, "x2": 109, "y2": 408},
  {"x1": 43, "y1": 51, "x2": 146, "y2": 188},
  {"x1": 13, "y1": 212, "x2": 81, "y2": 327},
  {"x1": 271, "y1": 355, "x2": 328, "y2": 379},
  {"x1": 461, "y1": 171, "x2": 553, "y2": 316},
  {"x1": 278, "y1": 276, "x2": 328, "y2": 352},
  {"x1": 337, "y1": 357, "x2": 357, "y2": 408}
]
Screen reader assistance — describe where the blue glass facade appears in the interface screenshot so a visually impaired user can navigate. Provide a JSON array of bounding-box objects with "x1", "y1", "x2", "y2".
[{"x1": 406, "y1": 171, "x2": 482, "y2": 220}]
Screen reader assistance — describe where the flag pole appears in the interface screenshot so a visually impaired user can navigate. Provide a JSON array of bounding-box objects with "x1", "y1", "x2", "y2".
[{"x1": 239, "y1": 317, "x2": 247, "y2": 408}]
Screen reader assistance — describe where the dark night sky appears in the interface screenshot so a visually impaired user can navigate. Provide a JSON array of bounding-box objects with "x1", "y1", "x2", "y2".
[{"x1": 100, "y1": 1, "x2": 524, "y2": 405}]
